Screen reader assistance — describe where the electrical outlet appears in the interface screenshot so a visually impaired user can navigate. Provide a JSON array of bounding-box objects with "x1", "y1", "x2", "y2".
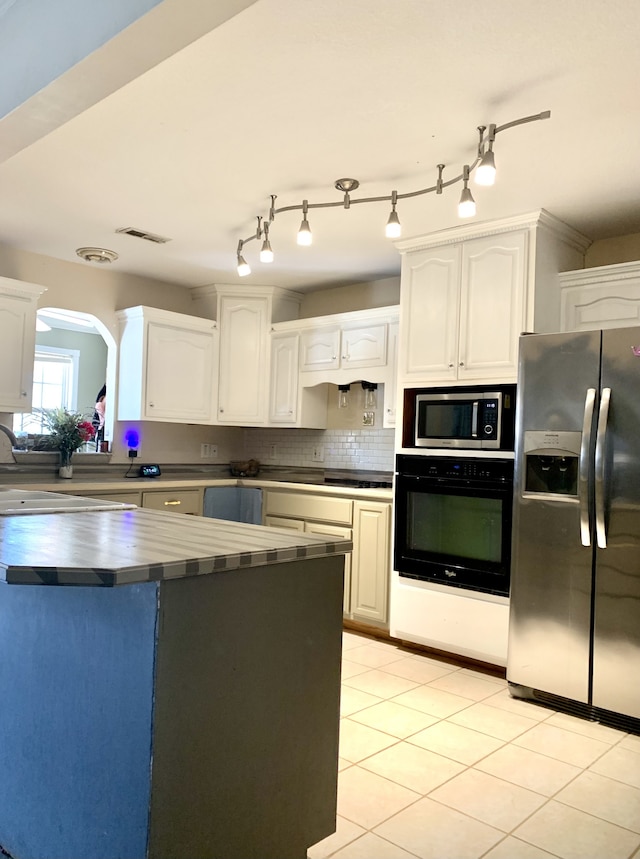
[
  {"x1": 269, "y1": 444, "x2": 277, "y2": 460},
  {"x1": 209, "y1": 445, "x2": 218, "y2": 459},
  {"x1": 362, "y1": 411, "x2": 375, "y2": 426},
  {"x1": 200, "y1": 443, "x2": 210, "y2": 458},
  {"x1": 312, "y1": 446, "x2": 324, "y2": 462}
]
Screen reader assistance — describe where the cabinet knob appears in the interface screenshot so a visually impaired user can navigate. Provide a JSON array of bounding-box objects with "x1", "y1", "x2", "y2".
[
  {"x1": 332, "y1": 355, "x2": 337, "y2": 360},
  {"x1": 219, "y1": 408, "x2": 224, "y2": 413},
  {"x1": 149, "y1": 402, "x2": 154, "y2": 407},
  {"x1": 459, "y1": 361, "x2": 465, "y2": 367},
  {"x1": 448, "y1": 363, "x2": 454, "y2": 369},
  {"x1": 21, "y1": 391, "x2": 27, "y2": 396}
]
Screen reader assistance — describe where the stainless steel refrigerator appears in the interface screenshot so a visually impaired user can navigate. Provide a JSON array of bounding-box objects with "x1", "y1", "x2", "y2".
[{"x1": 508, "y1": 327, "x2": 640, "y2": 729}]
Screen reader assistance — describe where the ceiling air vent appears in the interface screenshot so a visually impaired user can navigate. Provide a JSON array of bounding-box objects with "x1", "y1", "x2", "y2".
[{"x1": 116, "y1": 227, "x2": 171, "y2": 244}]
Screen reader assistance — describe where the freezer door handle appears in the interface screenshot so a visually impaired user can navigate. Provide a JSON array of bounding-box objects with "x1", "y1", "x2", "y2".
[
  {"x1": 579, "y1": 387, "x2": 596, "y2": 547},
  {"x1": 595, "y1": 387, "x2": 611, "y2": 549}
]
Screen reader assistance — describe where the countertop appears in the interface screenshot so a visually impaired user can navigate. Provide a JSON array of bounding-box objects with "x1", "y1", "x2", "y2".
[
  {"x1": 0, "y1": 507, "x2": 353, "y2": 587},
  {"x1": 0, "y1": 472, "x2": 394, "y2": 500}
]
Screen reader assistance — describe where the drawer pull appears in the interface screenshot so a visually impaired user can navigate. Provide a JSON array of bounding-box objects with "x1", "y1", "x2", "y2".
[{"x1": 164, "y1": 500, "x2": 182, "y2": 506}]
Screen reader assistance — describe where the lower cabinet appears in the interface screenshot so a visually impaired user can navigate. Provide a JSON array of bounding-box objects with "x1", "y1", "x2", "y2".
[{"x1": 264, "y1": 490, "x2": 391, "y2": 626}]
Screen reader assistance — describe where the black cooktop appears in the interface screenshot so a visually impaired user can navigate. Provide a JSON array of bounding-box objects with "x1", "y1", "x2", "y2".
[{"x1": 322, "y1": 473, "x2": 393, "y2": 489}]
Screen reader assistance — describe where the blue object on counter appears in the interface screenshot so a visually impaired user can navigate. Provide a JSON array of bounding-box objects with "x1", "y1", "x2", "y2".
[{"x1": 203, "y1": 487, "x2": 262, "y2": 525}]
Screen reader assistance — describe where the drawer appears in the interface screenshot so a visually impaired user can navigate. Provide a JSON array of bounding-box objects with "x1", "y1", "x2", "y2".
[
  {"x1": 264, "y1": 515, "x2": 305, "y2": 531},
  {"x1": 264, "y1": 491, "x2": 353, "y2": 525},
  {"x1": 142, "y1": 489, "x2": 202, "y2": 515},
  {"x1": 81, "y1": 491, "x2": 142, "y2": 506}
]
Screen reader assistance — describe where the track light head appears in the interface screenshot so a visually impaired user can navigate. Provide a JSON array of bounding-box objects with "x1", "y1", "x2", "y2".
[
  {"x1": 297, "y1": 200, "x2": 312, "y2": 246},
  {"x1": 475, "y1": 147, "x2": 496, "y2": 186},
  {"x1": 385, "y1": 191, "x2": 401, "y2": 238},
  {"x1": 458, "y1": 166, "x2": 476, "y2": 218}
]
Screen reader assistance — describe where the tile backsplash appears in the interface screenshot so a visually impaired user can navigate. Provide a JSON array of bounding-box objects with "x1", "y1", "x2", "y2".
[{"x1": 243, "y1": 427, "x2": 395, "y2": 472}]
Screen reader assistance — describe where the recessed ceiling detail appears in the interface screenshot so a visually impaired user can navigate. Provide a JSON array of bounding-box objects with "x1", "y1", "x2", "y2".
[
  {"x1": 76, "y1": 247, "x2": 119, "y2": 264},
  {"x1": 116, "y1": 227, "x2": 171, "y2": 244}
]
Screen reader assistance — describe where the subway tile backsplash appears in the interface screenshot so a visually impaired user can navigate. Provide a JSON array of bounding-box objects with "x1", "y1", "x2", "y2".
[{"x1": 243, "y1": 427, "x2": 395, "y2": 472}]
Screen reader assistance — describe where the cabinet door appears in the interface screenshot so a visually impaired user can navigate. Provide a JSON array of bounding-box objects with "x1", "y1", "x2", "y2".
[
  {"x1": 304, "y1": 522, "x2": 352, "y2": 615},
  {"x1": 399, "y1": 245, "x2": 460, "y2": 381},
  {"x1": 383, "y1": 322, "x2": 399, "y2": 428},
  {"x1": 145, "y1": 321, "x2": 216, "y2": 422},
  {"x1": 217, "y1": 297, "x2": 267, "y2": 423},
  {"x1": 0, "y1": 290, "x2": 38, "y2": 412},
  {"x1": 269, "y1": 333, "x2": 299, "y2": 424},
  {"x1": 300, "y1": 328, "x2": 340, "y2": 371},
  {"x1": 341, "y1": 324, "x2": 387, "y2": 369},
  {"x1": 458, "y1": 231, "x2": 526, "y2": 381},
  {"x1": 351, "y1": 500, "x2": 390, "y2": 625}
]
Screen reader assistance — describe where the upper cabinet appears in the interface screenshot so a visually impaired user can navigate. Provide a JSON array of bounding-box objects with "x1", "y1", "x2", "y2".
[
  {"x1": 213, "y1": 286, "x2": 302, "y2": 426},
  {"x1": 117, "y1": 306, "x2": 217, "y2": 424},
  {"x1": 559, "y1": 261, "x2": 640, "y2": 331},
  {"x1": 300, "y1": 322, "x2": 388, "y2": 373},
  {"x1": 396, "y1": 210, "x2": 591, "y2": 387},
  {"x1": 0, "y1": 277, "x2": 45, "y2": 413}
]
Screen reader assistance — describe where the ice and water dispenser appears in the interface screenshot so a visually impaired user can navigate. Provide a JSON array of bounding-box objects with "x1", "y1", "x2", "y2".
[{"x1": 523, "y1": 431, "x2": 582, "y2": 496}]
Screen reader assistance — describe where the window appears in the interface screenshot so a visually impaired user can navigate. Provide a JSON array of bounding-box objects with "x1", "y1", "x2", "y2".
[{"x1": 13, "y1": 346, "x2": 80, "y2": 434}]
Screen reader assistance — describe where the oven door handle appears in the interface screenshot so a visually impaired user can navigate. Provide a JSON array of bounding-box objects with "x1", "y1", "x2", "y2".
[
  {"x1": 471, "y1": 401, "x2": 479, "y2": 438},
  {"x1": 579, "y1": 387, "x2": 596, "y2": 547}
]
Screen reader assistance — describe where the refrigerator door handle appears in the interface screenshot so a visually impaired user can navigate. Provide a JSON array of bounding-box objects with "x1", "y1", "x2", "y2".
[
  {"x1": 595, "y1": 386, "x2": 611, "y2": 549},
  {"x1": 579, "y1": 387, "x2": 596, "y2": 547}
]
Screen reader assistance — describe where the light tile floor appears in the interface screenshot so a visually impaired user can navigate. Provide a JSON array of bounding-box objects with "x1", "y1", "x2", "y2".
[{"x1": 309, "y1": 630, "x2": 640, "y2": 859}]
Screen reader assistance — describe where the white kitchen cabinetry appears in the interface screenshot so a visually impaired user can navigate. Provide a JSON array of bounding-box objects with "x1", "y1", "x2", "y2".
[
  {"x1": 263, "y1": 489, "x2": 391, "y2": 626},
  {"x1": 559, "y1": 261, "x2": 640, "y2": 331},
  {"x1": 117, "y1": 306, "x2": 217, "y2": 424},
  {"x1": 0, "y1": 278, "x2": 45, "y2": 413},
  {"x1": 269, "y1": 333, "x2": 299, "y2": 424},
  {"x1": 217, "y1": 293, "x2": 268, "y2": 424},
  {"x1": 396, "y1": 210, "x2": 591, "y2": 387},
  {"x1": 199, "y1": 285, "x2": 301, "y2": 427},
  {"x1": 300, "y1": 322, "x2": 387, "y2": 372},
  {"x1": 350, "y1": 500, "x2": 390, "y2": 624},
  {"x1": 383, "y1": 322, "x2": 399, "y2": 428}
]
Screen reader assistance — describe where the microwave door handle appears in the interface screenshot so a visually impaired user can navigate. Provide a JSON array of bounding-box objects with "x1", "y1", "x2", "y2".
[
  {"x1": 471, "y1": 401, "x2": 479, "y2": 438},
  {"x1": 579, "y1": 387, "x2": 596, "y2": 547},
  {"x1": 594, "y1": 387, "x2": 611, "y2": 549}
]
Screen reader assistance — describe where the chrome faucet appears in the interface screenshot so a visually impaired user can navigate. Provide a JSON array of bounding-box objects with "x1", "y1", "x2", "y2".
[
  {"x1": 0, "y1": 424, "x2": 18, "y2": 448},
  {"x1": 0, "y1": 424, "x2": 18, "y2": 464}
]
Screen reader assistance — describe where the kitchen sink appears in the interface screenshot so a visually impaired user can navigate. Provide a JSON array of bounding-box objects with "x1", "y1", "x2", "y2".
[{"x1": 0, "y1": 488, "x2": 137, "y2": 515}]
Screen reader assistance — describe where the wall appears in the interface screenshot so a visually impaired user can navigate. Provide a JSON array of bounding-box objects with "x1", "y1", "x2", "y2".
[
  {"x1": 35, "y1": 328, "x2": 107, "y2": 417},
  {"x1": 299, "y1": 276, "x2": 400, "y2": 318},
  {"x1": 585, "y1": 231, "x2": 640, "y2": 268},
  {"x1": 0, "y1": 245, "x2": 243, "y2": 464},
  {"x1": 244, "y1": 383, "x2": 395, "y2": 472}
]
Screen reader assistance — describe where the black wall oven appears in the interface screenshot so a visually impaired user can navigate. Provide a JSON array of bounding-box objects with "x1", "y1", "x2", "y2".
[{"x1": 394, "y1": 454, "x2": 514, "y2": 597}]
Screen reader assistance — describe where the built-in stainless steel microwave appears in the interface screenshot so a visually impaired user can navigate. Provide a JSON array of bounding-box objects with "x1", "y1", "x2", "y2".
[{"x1": 405, "y1": 384, "x2": 516, "y2": 450}]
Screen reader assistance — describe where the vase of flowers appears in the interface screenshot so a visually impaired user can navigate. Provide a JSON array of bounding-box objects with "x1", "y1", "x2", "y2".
[{"x1": 39, "y1": 408, "x2": 96, "y2": 478}]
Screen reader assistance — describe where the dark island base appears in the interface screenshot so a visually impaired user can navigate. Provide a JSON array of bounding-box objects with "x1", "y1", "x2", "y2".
[{"x1": 0, "y1": 556, "x2": 344, "y2": 859}]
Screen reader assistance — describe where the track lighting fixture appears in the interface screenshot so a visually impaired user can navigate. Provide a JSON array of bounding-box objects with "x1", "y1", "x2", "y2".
[
  {"x1": 458, "y1": 166, "x2": 476, "y2": 218},
  {"x1": 385, "y1": 191, "x2": 401, "y2": 239},
  {"x1": 260, "y1": 221, "x2": 274, "y2": 263},
  {"x1": 475, "y1": 124, "x2": 497, "y2": 186},
  {"x1": 297, "y1": 200, "x2": 312, "y2": 246},
  {"x1": 236, "y1": 241, "x2": 251, "y2": 277},
  {"x1": 234, "y1": 110, "x2": 550, "y2": 276}
]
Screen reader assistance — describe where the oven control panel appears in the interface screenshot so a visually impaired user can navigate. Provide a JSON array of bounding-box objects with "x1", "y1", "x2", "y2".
[{"x1": 396, "y1": 454, "x2": 513, "y2": 484}]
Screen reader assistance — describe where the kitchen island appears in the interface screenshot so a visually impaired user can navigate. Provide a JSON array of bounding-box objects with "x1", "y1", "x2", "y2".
[{"x1": 0, "y1": 506, "x2": 351, "y2": 859}]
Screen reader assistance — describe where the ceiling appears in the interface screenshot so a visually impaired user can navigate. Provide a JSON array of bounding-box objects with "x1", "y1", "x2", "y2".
[{"x1": 1, "y1": 0, "x2": 639, "y2": 294}]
